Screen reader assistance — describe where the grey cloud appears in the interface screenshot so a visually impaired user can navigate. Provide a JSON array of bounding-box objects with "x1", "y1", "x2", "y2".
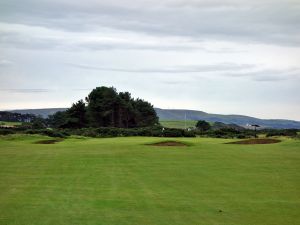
[
  {"x1": 0, "y1": 59, "x2": 13, "y2": 66},
  {"x1": 1, "y1": 26, "x2": 236, "y2": 52},
  {"x1": 0, "y1": 0, "x2": 299, "y2": 46},
  {"x1": 0, "y1": 31, "x2": 65, "y2": 50},
  {"x1": 78, "y1": 41, "x2": 203, "y2": 52},
  {"x1": 65, "y1": 62, "x2": 255, "y2": 73},
  {"x1": 79, "y1": 40, "x2": 244, "y2": 53},
  {"x1": 225, "y1": 68, "x2": 300, "y2": 82},
  {"x1": 0, "y1": 88, "x2": 95, "y2": 93},
  {"x1": 0, "y1": 88, "x2": 53, "y2": 93}
]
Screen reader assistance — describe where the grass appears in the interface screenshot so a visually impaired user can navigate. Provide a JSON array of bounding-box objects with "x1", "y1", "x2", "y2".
[
  {"x1": 0, "y1": 121, "x2": 23, "y2": 126},
  {"x1": 0, "y1": 135, "x2": 299, "y2": 225},
  {"x1": 160, "y1": 120, "x2": 197, "y2": 129}
]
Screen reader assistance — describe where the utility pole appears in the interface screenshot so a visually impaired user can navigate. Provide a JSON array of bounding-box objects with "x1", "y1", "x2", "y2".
[{"x1": 184, "y1": 112, "x2": 187, "y2": 130}]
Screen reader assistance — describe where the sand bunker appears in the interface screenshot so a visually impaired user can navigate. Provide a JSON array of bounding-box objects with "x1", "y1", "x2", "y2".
[
  {"x1": 227, "y1": 138, "x2": 281, "y2": 145},
  {"x1": 148, "y1": 141, "x2": 188, "y2": 147},
  {"x1": 35, "y1": 139, "x2": 62, "y2": 144}
]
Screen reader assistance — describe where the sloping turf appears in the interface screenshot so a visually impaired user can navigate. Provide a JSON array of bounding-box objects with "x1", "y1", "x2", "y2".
[
  {"x1": 159, "y1": 120, "x2": 197, "y2": 129},
  {"x1": 0, "y1": 135, "x2": 299, "y2": 225}
]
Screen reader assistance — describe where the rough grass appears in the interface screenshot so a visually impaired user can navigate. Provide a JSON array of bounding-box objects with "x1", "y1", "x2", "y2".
[
  {"x1": 159, "y1": 120, "x2": 197, "y2": 129},
  {"x1": 0, "y1": 121, "x2": 23, "y2": 126},
  {"x1": 0, "y1": 135, "x2": 299, "y2": 225}
]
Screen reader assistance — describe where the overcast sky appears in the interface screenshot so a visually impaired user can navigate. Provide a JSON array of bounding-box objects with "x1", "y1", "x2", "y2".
[{"x1": 0, "y1": 0, "x2": 300, "y2": 120}]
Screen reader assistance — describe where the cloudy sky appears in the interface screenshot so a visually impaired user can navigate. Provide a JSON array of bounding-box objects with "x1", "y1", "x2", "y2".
[{"x1": 0, "y1": 0, "x2": 300, "y2": 120}]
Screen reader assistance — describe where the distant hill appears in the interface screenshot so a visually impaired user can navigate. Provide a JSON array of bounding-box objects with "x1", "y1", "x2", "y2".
[
  {"x1": 11, "y1": 108, "x2": 67, "y2": 118},
  {"x1": 9, "y1": 107, "x2": 300, "y2": 129},
  {"x1": 155, "y1": 108, "x2": 300, "y2": 129}
]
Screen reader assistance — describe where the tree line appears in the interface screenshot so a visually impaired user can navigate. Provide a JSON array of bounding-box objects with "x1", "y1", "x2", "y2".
[
  {"x1": 49, "y1": 86, "x2": 159, "y2": 129},
  {"x1": 0, "y1": 111, "x2": 36, "y2": 123}
]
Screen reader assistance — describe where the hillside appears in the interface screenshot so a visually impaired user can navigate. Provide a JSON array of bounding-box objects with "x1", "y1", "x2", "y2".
[
  {"x1": 11, "y1": 108, "x2": 67, "y2": 118},
  {"x1": 156, "y1": 108, "x2": 300, "y2": 129},
  {"x1": 159, "y1": 120, "x2": 198, "y2": 129},
  {"x1": 9, "y1": 108, "x2": 300, "y2": 129}
]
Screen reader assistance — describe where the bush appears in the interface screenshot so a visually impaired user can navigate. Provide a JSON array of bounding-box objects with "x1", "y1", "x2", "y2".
[
  {"x1": 266, "y1": 129, "x2": 298, "y2": 137},
  {"x1": 183, "y1": 130, "x2": 196, "y2": 137},
  {"x1": 24, "y1": 129, "x2": 67, "y2": 138},
  {"x1": 0, "y1": 129, "x2": 15, "y2": 135},
  {"x1": 236, "y1": 134, "x2": 247, "y2": 139},
  {"x1": 162, "y1": 128, "x2": 183, "y2": 137},
  {"x1": 62, "y1": 126, "x2": 195, "y2": 138},
  {"x1": 42, "y1": 129, "x2": 66, "y2": 138},
  {"x1": 82, "y1": 128, "x2": 98, "y2": 137},
  {"x1": 0, "y1": 125, "x2": 196, "y2": 138},
  {"x1": 196, "y1": 128, "x2": 254, "y2": 139}
]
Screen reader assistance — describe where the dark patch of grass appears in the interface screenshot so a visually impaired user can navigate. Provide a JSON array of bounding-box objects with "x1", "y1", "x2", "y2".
[
  {"x1": 226, "y1": 138, "x2": 281, "y2": 145},
  {"x1": 34, "y1": 139, "x2": 63, "y2": 144},
  {"x1": 147, "y1": 140, "x2": 188, "y2": 147}
]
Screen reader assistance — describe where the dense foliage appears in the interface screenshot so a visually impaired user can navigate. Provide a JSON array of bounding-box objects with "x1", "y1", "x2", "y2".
[
  {"x1": 49, "y1": 87, "x2": 159, "y2": 129},
  {"x1": 196, "y1": 120, "x2": 211, "y2": 132},
  {"x1": 0, "y1": 111, "x2": 36, "y2": 123},
  {"x1": 0, "y1": 126, "x2": 195, "y2": 138},
  {"x1": 265, "y1": 129, "x2": 298, "y2": 137}
]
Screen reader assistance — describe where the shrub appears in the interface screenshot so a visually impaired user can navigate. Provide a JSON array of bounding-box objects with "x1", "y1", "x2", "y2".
[
  {"x1": 42, "y1": 129, "x2": 66, "y2": 138},
  {"x1": 62, "y1": 126, "x2": 194, "y2": 138},
  {"x1": 236, "y1": 134, "x2": 246, "y2": 139},
  {"x1": 82, "y1": 128, "x2": 98, "y2": 137},
  {"x1": 162, "y1": 128, "x2": 184, "y2": 137},
  {"x1": 266, "y1": 129, "x2": 298, "y2": 137},
  {"x1": 0, "y1": 126, "x2": 196, "y2": 138},
  {"x1": 0, "y1": 129, "x2": 14, "y2": 135},
  {"x1": 183, "y1": 130, "x2": 196, "y2": 137},
  {"x1": 197, "y1": 128, "x2": 251, "y2": 139},
  {"x1": 24, "y1": 129, "x2": 67, "y2": 138}
]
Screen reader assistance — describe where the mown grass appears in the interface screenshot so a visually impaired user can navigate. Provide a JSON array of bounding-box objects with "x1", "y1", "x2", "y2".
[
  {"x1": 0, "y1": 135, "x2": 299, "y2": 225},
  {"x1": 160, "y1": 120, "x2": 197, "y2": 129}
]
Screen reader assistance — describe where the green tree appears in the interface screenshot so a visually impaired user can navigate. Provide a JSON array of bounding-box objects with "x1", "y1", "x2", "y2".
[
  {"x1": 86, "y1": 87, "x2": 158, "y2": 128},
  {"x1": 86, "y1": 87, "x2": 119, "y2": 127},
  {"x1": 32, "y1": 117, "x2": 47, "y2": 129},
  {"x1": 118, "y1": 92, "x2": 134, "y2": 128},
  {"x1": 196, "y1": 120, "x2": 211, "y2": 132},
  {"x1": 48, "y1": 111, "x2": 68, "y2": 128},
  {"x1": 133, "y1": 98, "x2": 158, "y2": 127},
  {"x1": 65, "y1": 100, "x2": 87, "y2": 128},
  {"x1": 48, "y1": 86, "x2": 159, "y2": 129}
]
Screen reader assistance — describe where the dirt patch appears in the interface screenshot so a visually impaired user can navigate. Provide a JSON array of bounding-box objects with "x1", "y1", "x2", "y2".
[
  {"x1": 148, "y1": 141, "x2": 188, "y2": 147},
  {"x1": 227, "y1": 138, "x2": 281, "y2": 145},
  {"x1": 35, "y1": 139, "x2": 62, "y2": 144}
]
